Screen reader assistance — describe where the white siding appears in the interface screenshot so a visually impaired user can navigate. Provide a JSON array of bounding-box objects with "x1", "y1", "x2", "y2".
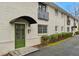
[{"x1": 0, "y1": 2, "x2": 78, "y2": 54}]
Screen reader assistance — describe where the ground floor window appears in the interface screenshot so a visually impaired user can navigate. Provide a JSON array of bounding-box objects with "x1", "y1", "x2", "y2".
[
  {"x1": 71, "y1": 27, "x2": 73, "y2": 32},
  {"x1": 55, "y1": 26, "x2": 58, "y2": 31},
  {"x1": 38, "y1": 25, "x2": 47, "y2": 33},
  {"x1": 67, "y1": 27, "x2": 70, "y2": 32},
  {"x1": 61, "y1": 26, "x2": 63, "y2": 31}
]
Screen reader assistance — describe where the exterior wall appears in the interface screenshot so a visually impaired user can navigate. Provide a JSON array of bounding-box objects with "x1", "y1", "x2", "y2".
[
  {"x1": 0, "y1": 2, "x2": 78, "y2": 54},
  {"x1": 48, "y1": 6, "x2": 55, "y2": 35},
  {"x1": 37, "y1": 3, "x2": 78, "y2": 42},
  {"x1": 48, "y1": 6, "x2": 69, "y2": 34},
  {"x1": 0, "y1": 2, "x2": 40, "y2": 53},
  {"x1": 47, "y1": 5, "x2": 78, "y2": 34}
]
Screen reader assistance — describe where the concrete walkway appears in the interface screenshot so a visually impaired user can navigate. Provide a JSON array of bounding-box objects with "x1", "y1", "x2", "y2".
[
  {"x1": 26, "y1": 35, "x2": 79, "y2": 56},
  {"x1": 7, "y1": 47, "x2": 39, "y2": 56}
]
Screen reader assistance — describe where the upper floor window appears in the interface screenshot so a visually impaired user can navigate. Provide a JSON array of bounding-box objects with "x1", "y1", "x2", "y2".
[
  {"x1": 74, "y1": 19, "x2": 76, "y2": 26},
  {"x1": 67, "y1": 16, "x2": 70, "y2": 25},
  {"x1": 38, "y1": 2, "x2": 49, "y2": 20},
  {"x1": 38, "y1": 2, "x2": 47, "y2": 12},
  {"x1": 38, "y1": 25, "x2": 47, "y2": 33},
  {"x1": 55, "y1": 9, "x2": 58, "y2": 16}
]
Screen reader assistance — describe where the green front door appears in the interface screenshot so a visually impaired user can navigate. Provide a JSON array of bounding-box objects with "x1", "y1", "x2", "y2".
[{"x1": 15, "y1": 24, "x2": 25, "y2": 49}]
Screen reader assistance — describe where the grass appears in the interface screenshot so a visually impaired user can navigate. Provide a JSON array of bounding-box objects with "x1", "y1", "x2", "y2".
[{"x1": 15, "y1": 39, "x2": 25, "y2": 49}]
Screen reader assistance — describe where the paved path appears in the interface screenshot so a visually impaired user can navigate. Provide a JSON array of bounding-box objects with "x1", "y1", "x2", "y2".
[{"x1": 26, "y1": 35, "x2": 79, "y2": 56}]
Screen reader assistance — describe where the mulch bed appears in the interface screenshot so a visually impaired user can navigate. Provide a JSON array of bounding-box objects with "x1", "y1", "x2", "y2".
[{"x1": 32, "y1": 44, "x2": 46, "y2": 48}]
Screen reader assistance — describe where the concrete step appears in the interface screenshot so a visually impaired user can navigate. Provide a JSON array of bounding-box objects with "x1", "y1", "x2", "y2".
[
  {"x1": 0, "y1": 51, "x2": 8, "y2": 56},
  {"x1": 7, "y1": 47, "x2": 39, "y2": 56}
]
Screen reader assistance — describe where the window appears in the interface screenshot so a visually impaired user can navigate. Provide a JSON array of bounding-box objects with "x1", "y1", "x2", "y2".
[
  {"x1": 38, "y1": 2, "x2": 47, "y2": 12},
  {"x1": 61, "y1": 26, "x2": 63, "y2": 31},
  {"x1": 55, "y1": 9, "x2": 58, "y2": 15},
  {"x1": 55, "y1": 26, "x2": 58, "y2": 31},
  {"x1": 67, "y1": 16, "x2": 70, "y2": 25},
  {"x1": 67, "y1": 27, "x2": 70, "y2": 32},
  {"x1": 38, "y1": 25, "x2": 42, "y2": 33},
  {"x1": 74, "y1": 19, "x2": 76, "y2": 26},
  {"x1": 38, "y1": 25, "x2": 47, "y2": 33},
  {"x1": 71, "y1": 27, "x2": 73, "y2": 32},
  {"x1": 38, "y1": 2, "x2": 49, "y2": 20},
  {"x1": 15, "y1": 24, "x2": 25, "y2": 40}
]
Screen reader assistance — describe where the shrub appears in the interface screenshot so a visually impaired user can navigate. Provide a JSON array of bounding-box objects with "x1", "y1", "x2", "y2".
[
  {"x1": 48, "y1": 35, "x2": 54, "y2": 43},
  {"x1": 75, "y1": 31, "x2": 79, "y2": 35},
  {"x1": 41, "y1": 35, "x2": 49, "y2": 46},
  {"x1": 66, "y1": 32, "x2": 72, "y2": 37},
  {"x1": 48, "y1": 34, "x2": 59, "y2": 43},
  {"x1": 62, "y1": 32, "x2": 72, "y2": 39},
  {"x1": 58, "y1": 33, "x2": 63, "y2": 40},
  {"x1": 51, "y1": 34, "x2": 59, "y2": 42},
  {"x1": 41, "y1": 32, "x2": 73, "y2": 45},
  {"x1": 48, "y1": 35, "x2": 52, "y2": 43},
  {"x1": 61, "y1": 32, "x2": 66, "y2": 39},
  {"x1": 48, "y1": 32, "x2": 73, "y2": 43}
]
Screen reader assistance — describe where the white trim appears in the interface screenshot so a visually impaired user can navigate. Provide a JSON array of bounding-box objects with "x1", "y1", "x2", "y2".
[
  {"x1": 0, "y1": 40, "x2": 14, "y2": 44},
  {"x1": 14, "y1": 22, "x2": 28, "y2": 25},
  {"x1": 38, "y1": 33, "x2": 48, "y2": 36}
]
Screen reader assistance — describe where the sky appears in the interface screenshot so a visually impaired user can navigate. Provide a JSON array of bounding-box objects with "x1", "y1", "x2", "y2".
[{"x1": 55, "y1": 2, "x2": 79, "y2": 13}]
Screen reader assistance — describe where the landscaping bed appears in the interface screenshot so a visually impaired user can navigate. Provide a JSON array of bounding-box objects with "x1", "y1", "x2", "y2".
[
  {"x1": 75, "y1": 31, "x2": 79, "y2": 35},
  {"x1": 36, "y1": 32, "x2": 73, "y2": 48}
]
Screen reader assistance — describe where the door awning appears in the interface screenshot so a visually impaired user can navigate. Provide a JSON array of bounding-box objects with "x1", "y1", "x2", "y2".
[{"x1": 10, "y1": 16, "x2": 37, "y2": 24}]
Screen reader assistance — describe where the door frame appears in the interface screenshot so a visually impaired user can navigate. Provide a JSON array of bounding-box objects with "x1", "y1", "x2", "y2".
[{"x1": 14, "y1": 22, "x2": 26, "y2": 49}]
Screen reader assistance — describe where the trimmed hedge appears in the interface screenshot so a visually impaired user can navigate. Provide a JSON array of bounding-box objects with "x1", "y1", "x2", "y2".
[
  {"x1": 75, "y1": 31, "x2": 79, "y2": 35},
  {"x1": 41, "y1": 35, "x2": 49, "y2": 46},
  {"x1": 62, "y1": 32, "x2": 72, "y2": 39},
  {"x1": 49, "y1": 34, "x2": 58, "y2": 42},
  {"x1": 41, "y1": 32, "x2": 73, "y2": 45}
]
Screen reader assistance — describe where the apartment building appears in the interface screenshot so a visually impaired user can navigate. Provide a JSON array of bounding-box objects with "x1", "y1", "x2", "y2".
[{"x1": 0, "y1": 2, "x2": 78, "y2": 53}]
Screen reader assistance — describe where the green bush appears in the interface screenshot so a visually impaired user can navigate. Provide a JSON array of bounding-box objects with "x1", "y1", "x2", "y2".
[
  {"x1": 58, "y1": 33, "x2": 63, "y2": 40},
  {"x1": 41, "y1": 32, "x2": 73, "y2": 45},
  {"x1": 75, "y1": 31, "x2": 79, "y2": 35},
  {"x1": 66, "y1": 32, "x2": 72, "y2": 38},
  {"x1": 48, "y1": 32, "x2": 72, "y2": 43},
  {"x1": 61, "y1": 32, "x2": 72, "y2": 39},
  {"x1": 41, "y1": 35, "x2": 49, "y2": 46},
  {"x1": 61, "y1": 32, "x2": 67, "y2": 39},
  {"x1": 48, "y1": 34, "x2": 59, "y2": 43},
  {"x1": 53, "y1": 34, "x2": 59, "y2": 42}
]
